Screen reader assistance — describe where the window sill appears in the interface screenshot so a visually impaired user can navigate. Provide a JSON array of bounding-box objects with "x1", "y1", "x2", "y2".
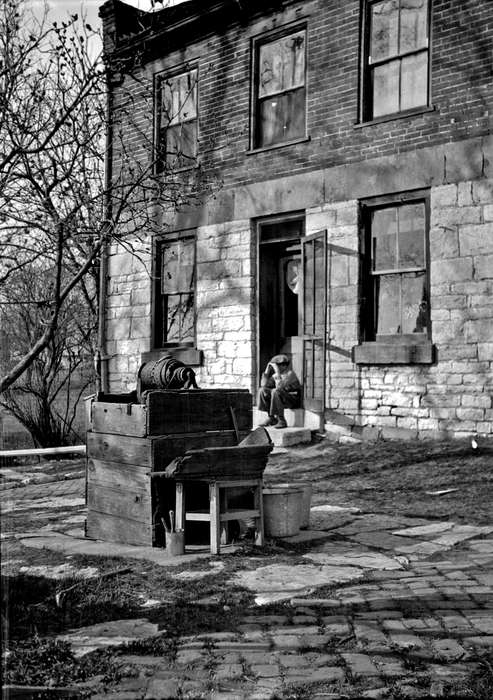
[
  {"x1": 354, "y1": 105, "x2": 436, "y2": 129},
  {"x1": 352, "y1": 341, "x2": 435, "y2": 365},
  {"x1": 143, "y1": 347, "x2": 203, "y2": 366},
  {"x1": 247, "y1": 135, "x2": 311, "y2": 155}
]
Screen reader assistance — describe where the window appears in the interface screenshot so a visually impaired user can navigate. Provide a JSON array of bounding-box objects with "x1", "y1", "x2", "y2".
[
  {"x1": 360, "y1": 192, "x2": 430, "y2": 343},
  {"x1": 362, "y1": 0, "x2": 429, "y2": 121},
  {"x1": 253, "y1": 27, "x2": 306, "y2": 149},
  {"x1": 154, "y1": 233, "x2": 196, "y2": 347},
  {"x1": 156, "y1": 69, "x2": 198, "y2": 170}
]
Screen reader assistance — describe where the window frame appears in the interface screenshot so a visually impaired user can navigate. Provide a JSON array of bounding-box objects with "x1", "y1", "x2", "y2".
[
  {"x1": 359, "y1": 189, "x2": 431, "y2": 346},
  {"x1": 360, "y1": 0, "x2": 432, "y2": 124},
  {"x1": 152, "y1": 230, "x2": 197, "y2": 350},
  {"x1": 251, "y1": 23, "x2": 308, "y2": 151},
  {"x1": 154, "y1": 65, "x2": 199, "y2": 173}
]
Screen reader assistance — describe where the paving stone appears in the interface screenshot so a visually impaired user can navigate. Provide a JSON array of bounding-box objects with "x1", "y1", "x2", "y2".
[
  {"x1": 372, "y1": 655, "x2": 406, "y2": 678},
  {"x1": 283, "y1": 667, "x2": 345, "y2": 683},
  {"x1": 176, "y1": 649, "x2": 206, "y2": 665},
  {"x1": 271, "y1": 634, "x2": 302, "y2": 649},
  {"x1": 299, "y1": 634, "x2": 332, "y2": 648},
  {"x1": 215, "y1": 664, "x2": 244, "y2": 680},
  {"x1": 322, "y1": 621, "x2": 351, "y2": 635},
  {"x1": 354, "y1": 622, "x2": 388, "y2": 645},
  {"x1": 392, "y1": 522, "x2": 454, "y2": 538},
  {"x1": 278, "y1": 654, "x2": 310, "y2": 668},
  {"x1": 251, "y1": 664, "x2": 280, "y2": 678},
  {"x1": 291, "y1": 597, "x2": 341, "y2": 608},
  {"x1": 348, "y1": 532, "x2": 413, "y2": 551},
  {"x1": 431, "y1": 638, "x2": 468, "y2": 661},
  {"x1": 242, "y1": 652, "x2": 279, "y2": 665},
  {"x1": 469, "y1": 616, "x2": 493, "y2": 633},
  {"x1": 304, "y1": 550, "x2": 405, "y2": 571},
  {"x1": 144, "y1": 678, "x2": 179, "y2": 699},
  {"x1": 270, "y1": 625, "x2": 320, "y2": 635},
  {"x1": 342, "y1": 653, "x2": 380, "y2": 677},
  {"x1": 463, "y1": 635, "x2": 493, "y2": 647},
  {"x1": 291, "y1": 615, "x2": 318, "y2": 624},
  {"x1": 388, "y1": 633, "x2": 424, "y2": 649}
]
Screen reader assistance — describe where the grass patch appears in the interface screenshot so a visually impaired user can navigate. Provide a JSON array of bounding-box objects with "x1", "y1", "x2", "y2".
[{"x1": 3, "y1": 638, "x2": 123, "y2": 690}]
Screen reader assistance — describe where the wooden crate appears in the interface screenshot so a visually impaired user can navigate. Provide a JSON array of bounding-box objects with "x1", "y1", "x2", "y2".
[
  {"x1": 85, "y1": 429, "x2": 249, "y2": 546},
  {"x1": 89, "y1": 389, "x2": 252, "y2": 437}
]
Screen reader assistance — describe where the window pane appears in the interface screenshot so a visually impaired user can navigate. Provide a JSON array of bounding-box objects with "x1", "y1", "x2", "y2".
[
  {"x1": 258, "y1": 88, "x2": 305, "y2": 147},
  {"x1": 401, "y1": 272, "x2": 427, "y2": 334},
  {"x1": 370, "y1": 0, "x2": 399, "y2": 63},
  {"x1": 400, "y1": 0, "x2": 428, "y2": 53},
  {"x1": 165, "y1": 122, "x2": 197, "y2": 167},
  {"x1": 400, "y1": 51, "x2": 428, "y2": 111},
  {"x1": 161, "y1": 237, "x2": 195, "y2": 294},
  {"x1": 161, "y1": 70, "x2": 197, "y2": 126},
  {"x1": 372, "y1": 61, "x2": 400, "y2": 117},
  {"x1": 303, "y1": 242, "x2": 314, "y2": 335},
  {"x1": 372, "y1": 208, "x2": 397, "y2": 271},
  {"x1": 166, "y1": 293, "x2": 194, "y2": 343},
  {"x1": 314, "y1": 238, "x2": 325, "y2": 335},
  {"x1": 375, "y1": 274, "x2": 400, "y2": 335},
  {"x1": 398, "y1": 203, "x2": 425, "y2": 268},
  {"x1": 259, "y1": 31, "x2": 305, "y2": 98}
]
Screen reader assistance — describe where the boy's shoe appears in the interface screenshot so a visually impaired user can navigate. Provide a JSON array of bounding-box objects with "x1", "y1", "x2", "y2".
[
  {"x1": 260, "y1": 416, "x2": 277, "y2": 427},
  {"x1": 273, "y1": 418, "x2": 287, "y2": 429}
]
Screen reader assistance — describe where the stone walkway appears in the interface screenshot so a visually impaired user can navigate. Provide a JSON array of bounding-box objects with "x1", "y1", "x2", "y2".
[{"x1": 2, "y1": 448, "x2": 492, "y2": 699}]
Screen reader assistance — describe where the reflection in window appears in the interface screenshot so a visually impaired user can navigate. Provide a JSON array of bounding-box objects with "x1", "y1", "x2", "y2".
[
  {"x1": 156, "y1": 70, "x2": 198, "y2": 170},
  {"x1": 363, "y1": 197, "x2": 429, "y2": 340},
  {"x1": 364, "y1": 0, "x2": 429, "y2": 120},
  {"x1": 254, "y1": 29, "x2": 306, "y2": 148}
]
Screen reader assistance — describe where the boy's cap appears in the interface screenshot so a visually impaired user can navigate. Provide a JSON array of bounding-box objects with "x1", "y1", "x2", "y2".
[{"x1": 271, "y1": 354, "x2": 289, "y2": 364}]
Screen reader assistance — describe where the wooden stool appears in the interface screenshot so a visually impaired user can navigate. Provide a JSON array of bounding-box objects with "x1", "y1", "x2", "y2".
[{"x1": 175, "y1": 478, "x2": 264, "y2": 554}]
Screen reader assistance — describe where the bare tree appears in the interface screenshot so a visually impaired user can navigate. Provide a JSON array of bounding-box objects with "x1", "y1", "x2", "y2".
[{"x1": 0, "y1": 0, "x2": 218, "y2": 395}]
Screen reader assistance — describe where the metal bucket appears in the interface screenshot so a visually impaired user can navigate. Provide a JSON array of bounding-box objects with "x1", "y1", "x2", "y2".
[
  {"x1": 263, "y1": 485, "x2": 303, "y2": 537},
  {"x1": 165, "y1": 530, "x2": 185, "y2": 556},
  {"x1": 274, "y1": 482, "x2": 312, "y2": 529}
]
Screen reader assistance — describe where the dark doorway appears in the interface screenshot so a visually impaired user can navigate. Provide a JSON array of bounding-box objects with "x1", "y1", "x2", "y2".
[{"x1": 257, "y1": 215, "x2": 304, "y2": 388}]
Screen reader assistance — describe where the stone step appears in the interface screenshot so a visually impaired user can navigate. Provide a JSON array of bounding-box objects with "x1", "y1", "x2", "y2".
[
  {"x1": 253, "y1": 408, "x2": 322, "y2": 431},
  {"x1": 264, "y1": 426, "x2": 312, "y2": 448}
]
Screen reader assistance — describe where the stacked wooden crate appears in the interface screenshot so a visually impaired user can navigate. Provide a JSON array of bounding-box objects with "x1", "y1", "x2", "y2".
[{"x1": 85, "y1": 389, "x2": 252, "y2": 546}]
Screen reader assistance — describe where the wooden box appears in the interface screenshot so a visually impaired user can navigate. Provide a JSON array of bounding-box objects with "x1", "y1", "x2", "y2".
[
  {"x1": 89, "y1": 389, "x2": 252, "y2": 437},
  {"x1": 85, "y1": 388, "x2": 254, "y2": 547}
]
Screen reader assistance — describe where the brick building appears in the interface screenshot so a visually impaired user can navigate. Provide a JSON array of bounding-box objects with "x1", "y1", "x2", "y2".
[{"x1": 99, "y1": 0, "x2": 493, "y2": 440}]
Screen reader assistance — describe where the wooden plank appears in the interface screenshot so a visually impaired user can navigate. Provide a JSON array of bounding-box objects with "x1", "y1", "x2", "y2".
[
  {"x1": 92, "y1": 402, "x2": 147, "y2": 437},
  {"x1": 166, "y1": 444, "x2": 272, "y2": 480},
  {"x1": 87, "y1": 482, "x2": 151, "y2": 522},
  {"x1": 86, "y1": 432, "x2": 151, "y2": 466},
  {"x1": 210, "y1": 482, "x2": 220, "y2": 555},
  {"x1": 87, "y1": 458, "x2": 151, "y2": 490},
  {"x1": 151, "y1": 430, "x2": 248, "y2": 471},
  {"x1": 86, "y1": 510, "x2": 152, "y2": 546},
  {"x1": 146, "y1": 390, "x2": 252, "y2": 435},
  {"x1": 0, "y1": 445, "x2": 86, "y2": 458}
]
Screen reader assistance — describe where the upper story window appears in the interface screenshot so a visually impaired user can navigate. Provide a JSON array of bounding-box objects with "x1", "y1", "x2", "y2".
[
  {"x1": 360, "y1": 192, "x2": 430, "y2": 342},
  {"x1": 153, "y1": 232, "x2": 196, "y2": 347},
  {"x1": 362, "y1": 0, "x2": 430, "y2": 121},
  {"x1": 253, "y1": 27, "x2": 306, "y2": 149},
  {"x1": 156, "y1": 69, "x2": 198, "y2": 171}
]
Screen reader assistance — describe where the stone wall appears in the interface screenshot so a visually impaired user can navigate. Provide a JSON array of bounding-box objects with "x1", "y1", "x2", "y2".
[{"x1": 305, "y1": 181, "x2": 493, "y2": 441}]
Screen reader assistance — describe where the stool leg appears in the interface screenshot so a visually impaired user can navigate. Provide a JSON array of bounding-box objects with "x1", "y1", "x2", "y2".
[
  {"x1": 210, "y1": 482, "x2": 220, "y2": 555},
  {"x1": 175, "y1": 482, "x2": 185, "y2": 531},
  {"x1": 254, "y1": 479, "x2": 264, "y2": 546}
]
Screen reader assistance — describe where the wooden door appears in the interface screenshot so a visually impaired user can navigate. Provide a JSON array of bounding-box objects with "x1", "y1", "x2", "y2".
[{"x1": 301, "y1": 230, "x2": 327, "y2": 413}]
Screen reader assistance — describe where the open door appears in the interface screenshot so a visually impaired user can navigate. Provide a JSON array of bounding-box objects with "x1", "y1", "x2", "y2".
[
  {"x1": 301, "y1": 230, "x2": 327, "y2": 414},
  {"x1": 258, "y1": 216, "x2": 303, "y2": 386}
]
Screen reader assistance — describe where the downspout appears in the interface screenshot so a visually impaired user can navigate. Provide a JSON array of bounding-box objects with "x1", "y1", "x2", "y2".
[{"x1": 97, "y1": 70, "x2": 113, "y2": 394}]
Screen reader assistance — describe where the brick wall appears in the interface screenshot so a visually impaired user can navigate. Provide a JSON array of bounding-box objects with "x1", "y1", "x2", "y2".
[{"x1": 103, "y1": 0, "x2": 492, "y2": 192}]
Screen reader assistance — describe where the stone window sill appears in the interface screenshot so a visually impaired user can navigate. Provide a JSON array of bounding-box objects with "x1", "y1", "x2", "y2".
[
  {"x1": 247, "y1": 135, "x2": 311, "y2": 155},
  {"x1": 143, "y1": 347, "x2": 203, "y2": 366},
  {"x1": 354, "y1": 105, "x2": 437, "y2": 129},
  {"x1": 352, "y1": 341, "x2": 436, "y2": 365}
]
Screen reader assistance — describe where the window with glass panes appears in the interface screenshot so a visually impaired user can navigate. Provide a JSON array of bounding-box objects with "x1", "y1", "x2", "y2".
[
  {"x1": 154, "y1": 234, "x2": 196, "y2": 347},
  {"x1": 361, "y1": 194, "x2": 430, "y2": 341},
  {"x1": 362, "y1": 0, "x2": 429, "y2": 120},
  {"x1": 253, "y1": 28, "x2": 306, "y2": 148},
  {"x1": 156, "y1": 69, "x2": 198, "y2": 170}
]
